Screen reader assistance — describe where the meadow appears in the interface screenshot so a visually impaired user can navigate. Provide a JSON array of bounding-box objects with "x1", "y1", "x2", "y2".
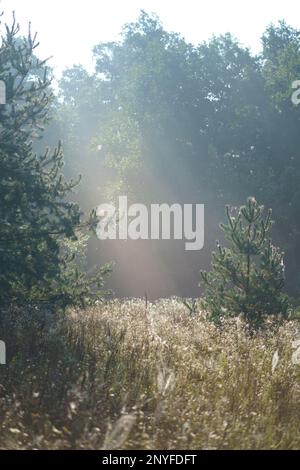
[{"x1": 1, "y1": 299, "x2": 300, "y2": 450}]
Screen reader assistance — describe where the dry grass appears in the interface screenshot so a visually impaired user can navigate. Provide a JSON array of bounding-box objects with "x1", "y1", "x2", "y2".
[{"x1": 1, "y1": 298, "x2": 300, "y2": 449}]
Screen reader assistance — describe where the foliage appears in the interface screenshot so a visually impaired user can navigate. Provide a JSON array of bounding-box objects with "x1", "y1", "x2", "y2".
[
  {"x1": 51, "y1": 13, "x2": 300, "y2": 296},
  {"x1": 0, "y1": 15, "x2": 110, "y2": 310},
  {"x1": 201, "y1": 198, "x2": 289, "y2": 328}
]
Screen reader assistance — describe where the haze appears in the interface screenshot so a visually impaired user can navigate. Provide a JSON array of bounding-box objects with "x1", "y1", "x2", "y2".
[{"x1": 2, "y1": 0, "x2": 300, "y2": 75}]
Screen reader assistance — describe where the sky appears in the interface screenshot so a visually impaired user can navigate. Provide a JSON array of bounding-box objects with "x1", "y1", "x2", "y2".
[{"x1": 1, "y1": 0, "x2": 300, "y2": 77}]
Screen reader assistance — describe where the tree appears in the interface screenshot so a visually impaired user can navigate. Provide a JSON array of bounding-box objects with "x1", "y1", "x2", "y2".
[
  {"x1": 0, "y1": 14, "x2": 109, "y2": 309},
  {"x1": 48, "y1": 13, "x2": 300, "y2": 297},
  {"x1": 201, "y1": 198, "x2": 289, "y2": 329}
]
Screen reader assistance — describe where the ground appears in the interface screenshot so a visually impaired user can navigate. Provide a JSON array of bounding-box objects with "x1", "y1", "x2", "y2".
[{"x1": 1, "y1": 298, "x2": 300, "y2": 449}]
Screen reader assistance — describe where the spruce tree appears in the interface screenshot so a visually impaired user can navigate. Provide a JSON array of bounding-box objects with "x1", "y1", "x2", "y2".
[
  {"x1": 0, "y1": 15, "x2": 109, "y2": 309},
  {"x1": 201, "y1": 197, "x2": 289, "y2": 329}
]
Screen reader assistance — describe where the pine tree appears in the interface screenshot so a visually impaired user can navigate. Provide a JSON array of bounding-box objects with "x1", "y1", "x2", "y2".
[
  {"x1": 201, "y1": 197, "x2": 289, "y2": 329},
  {"x1": 0, "y1": 15, "x2": 109, "y2": 309}
]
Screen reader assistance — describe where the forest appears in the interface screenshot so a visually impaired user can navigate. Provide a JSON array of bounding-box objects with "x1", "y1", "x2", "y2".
[{"x1": 1, "y1": 6, "x2": 300, "y2": 451}]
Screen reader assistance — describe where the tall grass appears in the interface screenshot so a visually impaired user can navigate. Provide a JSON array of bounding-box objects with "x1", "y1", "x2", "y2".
[{"x1": 1, "y1": 299, "x2": 300, "y2": 449}]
